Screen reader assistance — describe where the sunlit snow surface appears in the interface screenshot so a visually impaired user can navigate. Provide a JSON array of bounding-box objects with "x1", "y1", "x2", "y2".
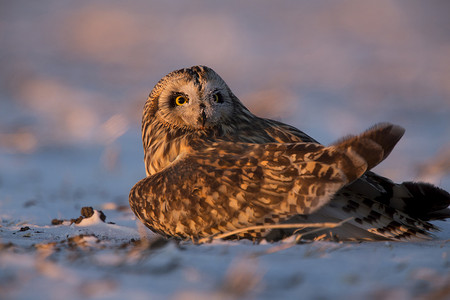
[{"x1": 1, "y1": 1, "x2": 450, "y2": 299}]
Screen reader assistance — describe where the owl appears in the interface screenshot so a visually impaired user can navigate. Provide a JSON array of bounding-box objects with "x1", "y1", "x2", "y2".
[{"x1": 129, "y1": 65, "x2": 450, "y2": 242}]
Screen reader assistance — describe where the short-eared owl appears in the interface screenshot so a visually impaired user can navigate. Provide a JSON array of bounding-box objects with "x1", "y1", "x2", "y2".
[{"x1": 129, "y1": 65, "x2": 450, "y2": 242}]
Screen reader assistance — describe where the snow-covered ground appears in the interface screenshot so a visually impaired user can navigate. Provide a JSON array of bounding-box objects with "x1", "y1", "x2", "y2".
[
  {"x1": 1, "y1": 1, "x2": 450, "y2": 299},
  {"x1": 1, "y1": 143, "x2": 449, "y2": 300}
]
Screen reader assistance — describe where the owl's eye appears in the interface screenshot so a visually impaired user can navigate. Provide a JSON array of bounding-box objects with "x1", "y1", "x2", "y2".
[
  {"x1": 175, "y1": 95, "x2": 188, "y2": 106},
  {"x1": 213, "y1": 93, "x2": 224, "y2": 104}
]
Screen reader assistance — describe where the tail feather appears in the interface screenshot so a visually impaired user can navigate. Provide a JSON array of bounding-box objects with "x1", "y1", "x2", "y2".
[
  {"x1": 265, "y1": 173, "x2": 449, "y2": 242},
  {"x1": 315, "y1": 193, "x2": 437, "y2": 241},
  {"x1": 394, "y1": 182, "x2": 450, "y2": 220},
  {"x1": 362, "y1": 172, "x2": 450, "y2": 221}
]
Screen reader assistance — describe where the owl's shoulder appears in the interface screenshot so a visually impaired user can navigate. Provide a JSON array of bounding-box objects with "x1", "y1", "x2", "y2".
[{"x1": 257, "y1": 118, "x2": 319, "y2": 144}]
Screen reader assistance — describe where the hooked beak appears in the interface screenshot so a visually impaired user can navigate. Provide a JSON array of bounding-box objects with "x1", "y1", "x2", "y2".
[{"x1": 199, "y1": 109, "x2": 207, "y2": 128}]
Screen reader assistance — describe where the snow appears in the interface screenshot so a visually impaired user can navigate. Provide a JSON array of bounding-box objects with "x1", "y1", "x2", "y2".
[
  {"x1": 1, "y1": 1, "x2": 450, "y2": 299},
  {"x1": 0, "y1": 147, "x2": 449, "y2": 299}
]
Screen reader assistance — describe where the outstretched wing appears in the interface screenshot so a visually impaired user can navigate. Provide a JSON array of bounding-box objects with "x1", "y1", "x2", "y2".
[{"x1": 129, "y1": 123, "x2": 404, "y2": 240}]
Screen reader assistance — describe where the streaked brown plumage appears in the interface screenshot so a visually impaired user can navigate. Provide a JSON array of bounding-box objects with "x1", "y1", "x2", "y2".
[{"x1": 129, "y1": 65, "x2": 450, "y2": 242}]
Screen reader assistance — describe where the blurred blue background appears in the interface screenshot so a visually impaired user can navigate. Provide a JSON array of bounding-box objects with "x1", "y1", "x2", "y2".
[{"x1": 1, "y1": 0, "x2": 449, "y2": 196}]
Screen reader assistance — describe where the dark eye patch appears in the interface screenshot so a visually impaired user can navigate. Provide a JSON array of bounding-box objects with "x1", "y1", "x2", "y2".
[
  {"x1": 169, "y1": 92, "x2": 189, "y2": 108},
  {"x1": 213, "y1": 92, "x2": 224, "y2": 104}
]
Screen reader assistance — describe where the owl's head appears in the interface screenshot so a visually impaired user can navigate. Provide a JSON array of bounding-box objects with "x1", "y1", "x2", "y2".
[{"x1": 144, "y1": 65, "x2": 248, "y2": 131}]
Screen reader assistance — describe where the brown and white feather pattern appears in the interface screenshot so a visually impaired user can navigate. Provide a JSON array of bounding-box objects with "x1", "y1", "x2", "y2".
[{"x1": 129, "y1": 65, "x2": 450, "y2": 242}]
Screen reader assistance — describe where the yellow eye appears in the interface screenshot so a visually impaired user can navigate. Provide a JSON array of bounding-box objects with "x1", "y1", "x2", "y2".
[
  {"x1": 175, "y1": 95, "x2": 188, "y2": 106},
  {"x1": 213, "y1": 93, "x2": 223, "y2": 103}
]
